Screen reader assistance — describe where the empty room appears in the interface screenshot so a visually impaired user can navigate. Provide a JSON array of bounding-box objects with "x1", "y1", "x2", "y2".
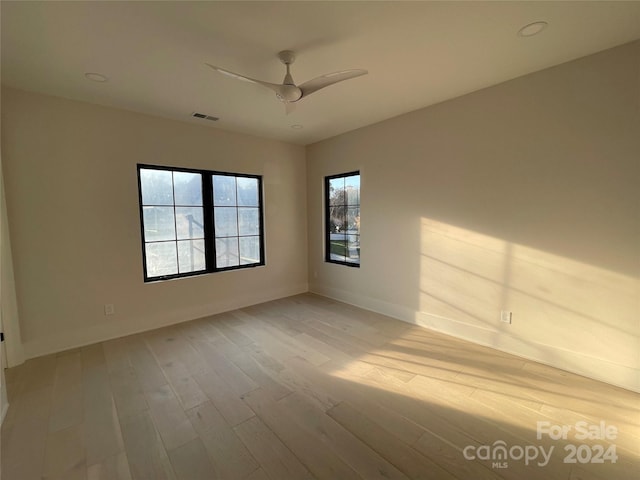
[{"x1": 1, "y1": 2, "x2": 638, "y2": 479}]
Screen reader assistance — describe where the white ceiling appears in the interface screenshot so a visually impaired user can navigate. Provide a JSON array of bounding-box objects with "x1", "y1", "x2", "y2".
[{"x1": 2, "y1": 1, "x2": 640, "y2": 145}]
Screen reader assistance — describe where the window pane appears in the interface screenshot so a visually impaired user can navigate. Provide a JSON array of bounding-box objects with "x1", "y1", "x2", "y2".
[
  {"x1": 345, "y1": 175, "x2": 360, "y2": 205},
  {"x1": 238, "y1": 207, "x2": 259, "y2": 236},
  {"x1": 329, "y1": 232, "x2": 347, "y2": 262},
  {"x1": 140, "y1": 169, "x2": 174, "y2": 205},
  {"x1": 216, "y1": 237, "x2": 239, "y2": 268},
  {"x1": 176, "y1": 207, "x2": 204, "y2": 240},
  {"x1": 177, "y1": 239, "x2": 206, "y2": 273},
  {"x1": 328, "y1": 206, "x2": 346, "y2": 233},
  {"x1": 329, "y1": 177, "x2": 345, "y2": 206},
  {"x1": 239, "y1": 236, "x2": 260, "y2": 265},
  {"x1": 143, "y1": 206, "x2": 176, "y2": 242},
  {"x1": 346, "y1": 234, "x2": 360, "y2": 264},
  {"x1": 213, "y1": 175, "x2": 237, "y2": 206},
  {"x1": 173, "y1": 171, "x2": 202, "y2": 206},
  {"x1": 214, "y1": 207, "x2": 238, "y2": 237},
  {"x1": 145, "y1": 241, "x2": 178, "y2": 277},
  {"x1": 237, "y1": 177, "x2": 259, "y2": 206},
  {"x1": 347, "y1": 207, "x2": 360, "y2": 234}
]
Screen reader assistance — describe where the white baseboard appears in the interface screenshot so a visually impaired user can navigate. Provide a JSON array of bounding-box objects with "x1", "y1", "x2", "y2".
[
  {"x1": 23, "y1": 283, "x2": 308, "y2": 360},
  {"x1": 310, "y1": 284, "x2": 640, "y2": 394}
]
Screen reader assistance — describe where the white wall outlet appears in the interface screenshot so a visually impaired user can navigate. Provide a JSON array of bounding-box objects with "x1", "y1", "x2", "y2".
[
  {"x1": 104, "y1": 304, "x2": 115, "y2": 316},
  {"x1": 501, "y1": 310, "x2": 512, "y2": 324}
]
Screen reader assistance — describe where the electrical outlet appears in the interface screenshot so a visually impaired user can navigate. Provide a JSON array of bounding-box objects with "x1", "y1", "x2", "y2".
[
  {"x1": 104, "y1": 304, "x2": 115, "y2": 316},
  {"x1": 500, "y1": 310, "x2": 512, "y2": 324}
]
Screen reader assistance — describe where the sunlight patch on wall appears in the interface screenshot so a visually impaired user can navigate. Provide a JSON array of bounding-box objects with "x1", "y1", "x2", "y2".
[{"x1": 417, "y1": 217, "x2": 639, "y2": 389}]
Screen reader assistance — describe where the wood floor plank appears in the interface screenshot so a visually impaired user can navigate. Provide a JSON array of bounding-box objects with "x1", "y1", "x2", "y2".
[
  {"x1": 264, "y1": 322, "x2": 331, "y2": 366},
  {"x1": 167, "y1": 438, "x2": 216, "y2": 480},
  {"x1": 49, "y1": 351, "x2": 83, "y2": 433},
  {"x1": 1, "y1": 403, "x2": 51, "y2": 480},
  {"x1": 306, "y1": 302, "x2": 391, "y2": 347},
  {"x1": 193, "y1": 370, "x2": 255, "y2": 426},
  {"x1": 155, "y1": 358, "x2": 209, "y2": 410},
  {"x1": 225, "y1": 348, "x2": 292, "y2": 401},
  {"x1": 144, "y1": 327, "x2": 184, "y2": 362},
  {"x1": 242, "y1": 467, "x2": 270, "y2": 480},
  {"x1": 199, "y1": 423, "x2": 260, "y2": 479},
  {"x1": 243, "y1": 344, "x2": 286, "y2": 373},
  {"x1": 242, "y1": 388, "x2": 362, "y2": 479},
  {"x1": 212, "y1": 313, "x2": 255, "y2": 347},
  {"x1": 328, "y1": 365, "x2": 479, "y2": 452},
  {"x1": 304, "y1": 314, "x2": 378, "y2": 355},
  {"x1": 185, "y1": 401, "x2": 227, "y2": 436},
  {"x1": 294, "y1": 331, "x2": 358, "y2": 366},
  {"x1": 365, "y1": 373, "x2": 572, "y2": 480},
  {"x1": 236, "y1": 316, "x2": 331, "y2": 367},
  {"x1": 279, "y1": 391, "x2": 410, "y2": 480},
  {"x1": 42, "y1": 423, "x2": 85, "y2": 478},
  {"x1": 190, "y1": 338, "x2": 258, "y2": 396},
  {"x1": 144, "y1": 384, "x2": 198, "y2": 451},
  {"x1": 302, "y1": 359, "x2": 428, "y2": 446},
  {"x1": 2, "y1": 293, "x2": 638, "y2": 480},
  {"x1": 43, "y1": 462, "x2": 87, "y2": 480},
  {"x1": 233, "y1": 416, "x2": 314, "y2": 480},
  {"x1": 184, "y1": 399, "x2": 259, "y2": 479},
  {"x1": 21, "y1": 353, "x2": 58, "y2": 393},
  {"x1": 412, "y1": 431, "x2": 501, "y2": 480},
  {"x1": 292, "y1": 318, "x2": 368, "y2": 357},
  {"x1": 327, "y1": 401, "x2": 457, "y2": 480},
  {"x1": 263, "y1": 362, "x2": 340, "y2": 412},
  {"x1": 81, "y1": 344, "x2": 125, "y2": 466},
  {"x1": 109, "y1": 366, "x2": 149, "y2": 420},
  {"x1": 126, "y1": 336, "x2": 168, "y2": 393},
  {"x1": 87, "y1": 451, "x2": 132, "y2": 480},
  {"x1": 102, "y1": 337, "x2": 132, "y2": 373},
  {"x1": 119, "y1": 411, "x2": 177, "y2": 480}
]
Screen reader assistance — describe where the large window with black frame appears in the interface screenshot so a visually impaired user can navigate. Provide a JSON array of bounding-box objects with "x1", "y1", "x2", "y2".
[
  {"x1": 325, "y1": 171, "x2": 360, "y2": 266},
  {"x1": 137, "y1": 164, "x2": 264, "y2": 282}
]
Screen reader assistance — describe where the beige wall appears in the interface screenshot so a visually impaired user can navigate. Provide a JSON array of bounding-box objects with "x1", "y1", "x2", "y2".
[
  {"x1": 307, "y1": 41, "x2": 640, "y2": 392},
  {"x1": 1, "y1": 88, "x2": 308, "y2": 359}
]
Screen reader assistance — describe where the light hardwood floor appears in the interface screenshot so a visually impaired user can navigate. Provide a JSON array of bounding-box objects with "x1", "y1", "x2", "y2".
[{"x1": 1, "y1": 293, "x2": 638, "y2": 479}]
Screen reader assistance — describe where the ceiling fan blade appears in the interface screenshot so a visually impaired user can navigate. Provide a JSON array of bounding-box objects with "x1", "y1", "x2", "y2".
[
  {"x1": 205, "y1": 63, "x2": 281, "y2": 93},
  {"x1": 299, "y1": 69, "x2": 368, "y2": 98}
]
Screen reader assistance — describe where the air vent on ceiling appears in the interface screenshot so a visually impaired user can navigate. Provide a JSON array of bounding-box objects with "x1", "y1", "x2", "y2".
[{"x1": 191, "y1": 112, "x2": 219, "y2": 121}]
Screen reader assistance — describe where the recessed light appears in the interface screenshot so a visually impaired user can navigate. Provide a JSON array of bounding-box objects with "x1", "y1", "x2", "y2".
[
  {"x1": 518, "y1": 21, "x2": 548, "y2": 37},
  {"x1": 291, "y1": 124, "x2": 303, "y2": 129},
  {"x1": 85, "y1": 72, "x2": 108, "y2": 82}
]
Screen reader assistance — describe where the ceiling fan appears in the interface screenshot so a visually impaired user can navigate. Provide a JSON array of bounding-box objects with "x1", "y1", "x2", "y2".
[{"x1": 206, "y1": 50, "x2": 367, "y2": 114}]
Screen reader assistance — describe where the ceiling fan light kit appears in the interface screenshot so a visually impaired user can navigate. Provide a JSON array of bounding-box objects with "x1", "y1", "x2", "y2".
[{"x1": 206, "y1": 50, "x2": 367, "y2": 113}]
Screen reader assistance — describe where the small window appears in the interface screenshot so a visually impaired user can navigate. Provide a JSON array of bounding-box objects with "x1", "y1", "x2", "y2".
[
  {"x1": 325, "y1": 171, "x2": 360, "y2": 266},
  {"x1": 138, "y1": 165, "x2": 264, "y2": 281}
]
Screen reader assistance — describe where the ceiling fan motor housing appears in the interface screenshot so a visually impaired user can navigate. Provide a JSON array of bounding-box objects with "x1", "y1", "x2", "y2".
[{"x1": 276, "y1": 84, "x2": 302, "y2": 102}]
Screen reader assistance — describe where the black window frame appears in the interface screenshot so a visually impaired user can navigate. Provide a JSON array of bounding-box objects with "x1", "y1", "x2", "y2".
[
  {"x1": 137, "y1": 164, "x2": 265, "y2": 282},
  {"x1": 325, "y1": 170, "x2": 360, "y2": 267}
]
